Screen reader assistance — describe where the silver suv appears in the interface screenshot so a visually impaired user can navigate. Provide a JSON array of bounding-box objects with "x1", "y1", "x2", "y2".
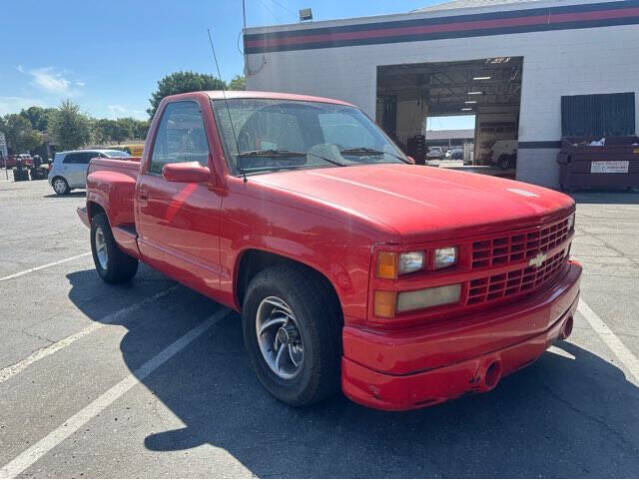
[{"x1": 48, "y1": 149, "x2": 131, "y2": 195}]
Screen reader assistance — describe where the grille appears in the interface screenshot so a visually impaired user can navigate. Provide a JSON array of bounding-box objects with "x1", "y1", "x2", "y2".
[
  {"x1": 467, "y1": 249, "x2": 567, "y2": 305},
  {"x1": 472, "y1": 217, "x2": 570, "y2": 269}
]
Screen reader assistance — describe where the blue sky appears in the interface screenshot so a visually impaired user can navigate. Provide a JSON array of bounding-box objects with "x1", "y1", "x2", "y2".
[{"x1": 1, "y1": 0, "x2": 467, "y2": 126}]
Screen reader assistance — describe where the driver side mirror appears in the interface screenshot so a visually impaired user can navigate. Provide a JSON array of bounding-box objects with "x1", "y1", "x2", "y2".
[{"x1": 162, "y1": 162, "x2": 211, "y2": 183}]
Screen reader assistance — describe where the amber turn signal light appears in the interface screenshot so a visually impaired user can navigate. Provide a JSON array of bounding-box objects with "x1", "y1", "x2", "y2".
[
  {"x1": 374, "y1": 291, "x2": 397, "y2": 318},
  {"x1": 376, "y1": 252, "x2": 397, "y2": 279}
]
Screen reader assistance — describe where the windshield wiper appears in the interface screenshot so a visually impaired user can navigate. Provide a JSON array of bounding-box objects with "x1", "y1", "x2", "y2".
[
  {"x1": 340, "y1": 147, "x2": 384, "y2": 156},
  {"x1": 237, "y1": 149, "x2": 306, "y2": 158},
  {"x1": 340, "y1": 147, "x2": 410, "y2": 164},
  {"x1": 238, "y1": 148, "x2": 348, "y2": 168}
]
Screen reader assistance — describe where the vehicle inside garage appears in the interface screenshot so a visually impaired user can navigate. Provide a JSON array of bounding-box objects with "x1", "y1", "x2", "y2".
[{"x1": 376, "y1": 57, "x2": 523, "y2": 174}]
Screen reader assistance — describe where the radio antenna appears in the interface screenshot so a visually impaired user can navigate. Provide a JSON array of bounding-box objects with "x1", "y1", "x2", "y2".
[{"x1": 207, "y1": 28, "x2": 246, "y2": 183}]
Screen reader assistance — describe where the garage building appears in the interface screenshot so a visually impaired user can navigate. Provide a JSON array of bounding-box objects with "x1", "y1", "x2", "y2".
[{"x1": 243, "y1": 0, "x2": 639, "y2": 188}]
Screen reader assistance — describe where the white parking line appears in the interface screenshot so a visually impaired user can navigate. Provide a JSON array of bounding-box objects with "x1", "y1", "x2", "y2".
[
  {"x1": 0, "y1": 252, "x2": 92, "y2": 282},
  {"x1": 578, "y1": 299, "x2": 639, "y2": 385},
  {"x1": 0, "y1": 287, "x2": 178, "y2": 384},
  {"x1": 0, "y1": 308, "x2": 230, "y2": 479}
]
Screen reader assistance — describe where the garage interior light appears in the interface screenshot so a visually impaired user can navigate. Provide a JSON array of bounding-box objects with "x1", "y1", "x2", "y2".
[
  {"x1": 473, "y1": 76, "x2": 491, "y2": 80},
  {"x1": 464, "y1": 100, "x2": 477, "y2": 104},
  {"x1": 467, "y1": 91, "x2": 483, "y2": 95},
  {"x1": 461, "y1": 107, "x2": 473, "y2": 111}
]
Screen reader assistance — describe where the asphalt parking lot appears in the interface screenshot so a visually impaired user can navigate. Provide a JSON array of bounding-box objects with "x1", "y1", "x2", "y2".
[{"x1": 1, "y1": 176, "x2": 639, "y2": 478}]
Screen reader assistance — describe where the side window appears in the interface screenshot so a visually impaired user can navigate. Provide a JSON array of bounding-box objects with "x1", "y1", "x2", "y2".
[
  {"x1": 79, "y1": 152, "x2": 95, "y2": 164},
  {"x1": 63, "y1": 153, "x2": 80, "y2": 164},
  {"x1": 150, "y1": 102, "x2": 210, "y2": 175}
]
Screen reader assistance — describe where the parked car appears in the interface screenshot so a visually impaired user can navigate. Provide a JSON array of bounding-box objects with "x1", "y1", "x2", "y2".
[
  {"x1": 426, "y1": 146, "x2": 444, "y2": 159},
  {"x1": 4, "y1": 154, "x2": 33, "y2": 169},
  {"x1": 48, "y1": 149, "x2": 131, "y2": 195},
  {"x1": 445, "y1": 148, "x2": 464, "y2": 160},
  {"x1": 490, "y1": 139, "x2": 518, "y2": 169},
  {"x1": 78, "y1": 91, "x2": 581, "y2": 411}
]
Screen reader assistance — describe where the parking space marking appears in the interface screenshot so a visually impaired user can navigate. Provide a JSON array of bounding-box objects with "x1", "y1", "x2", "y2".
[
  {"x1": 578, "y1": 299, "x2": 639, "y2": 385},
  {"x1": 0, "y1": 287, "x2": 178, "y2": 384},
  {"x1": 0, "y1": 307, "x2": 230, "y2": 479},
  {"x1": 0, "y1": 252, "x2": 92, "y2": 282}
]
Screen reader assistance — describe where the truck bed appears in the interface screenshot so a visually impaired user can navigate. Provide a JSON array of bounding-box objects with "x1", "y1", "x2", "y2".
[{"x1": 85, "y1": 157, "x2": 141, "y2": 257}]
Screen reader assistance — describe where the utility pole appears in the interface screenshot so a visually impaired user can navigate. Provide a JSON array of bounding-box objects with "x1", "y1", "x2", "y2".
[{"x1": 242, "y1": 0, "x2": 247, "y2": 30}]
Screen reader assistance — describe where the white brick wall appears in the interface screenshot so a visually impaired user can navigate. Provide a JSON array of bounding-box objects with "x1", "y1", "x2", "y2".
[{"x1": 245, "y1": 19, "x2": 639, "y2": 187}]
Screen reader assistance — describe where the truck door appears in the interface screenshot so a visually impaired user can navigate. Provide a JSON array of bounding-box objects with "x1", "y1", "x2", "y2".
[{"x1": 136, "y1": 100, "x2": 223, "y2": 294}]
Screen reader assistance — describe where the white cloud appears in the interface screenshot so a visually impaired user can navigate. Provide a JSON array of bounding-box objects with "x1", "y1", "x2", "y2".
[
  {"x1": 16, "y1": 64, "x2": 24, "y2": 73},
  {"x1": 108, "y1": 104, "x2": 127, "y2": 117},
  {"x1": 30, "y1": 67, "x2": 71, "y2": 94},
  {"x1": 76, "y1": 81, "x2": 85, "y2": 87},
  {"x1": 0, "y1": 96, "x2": 47, "y2": 116}
]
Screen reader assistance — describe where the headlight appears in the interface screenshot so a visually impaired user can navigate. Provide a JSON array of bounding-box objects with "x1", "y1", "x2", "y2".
[
  {"x1": 397, "y1": 284, "x2": 462, "y2": 313},
  {"x1": 399, "y1": 251, "x2": 425, "y2": 275},
  {"x1": 433, "y1": 247, "x2": 457, "y2": 270},
  {"x1": 567, "y1": 212, "x2": 575, "y2": 231},
  {"x1": 376, "y1": 251, "x2": 425, "y2": 279}
]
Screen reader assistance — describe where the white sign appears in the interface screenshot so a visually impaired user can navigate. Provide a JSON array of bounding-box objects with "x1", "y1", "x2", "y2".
[
  {"x1": 0, "y1": 132, "x2": 7, "y2": 160},
  {"x1": 590, "y1": 160, "x2": 629, "y2": 174}
]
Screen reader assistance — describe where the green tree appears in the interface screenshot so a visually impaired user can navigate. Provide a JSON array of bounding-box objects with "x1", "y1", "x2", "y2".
[
  {"x1": 20, "y1": 106, "x2": 57, "y2": 132},
  {"x1": 131, "y1": 119, "x2": 149, "y2": 140},
  {"x1": 228, "y1": 75, "x2": 246, "y2": 91},
  {"x1": 3, "y1": 114, "x2": 42, "y2": 154},
  {"x1": 147, "y1": 71, "x2": 226, "y2": 119},
  {"x1": 48, "y1": 100, "x2": 91, "y2": 150}
]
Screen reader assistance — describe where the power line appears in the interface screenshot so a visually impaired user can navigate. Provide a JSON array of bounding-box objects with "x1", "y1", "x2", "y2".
[
  {"x1": 266, "y1": 0, "x2": 297, "y2": 18},
  {"x1": 255, "y1": 0, "x2": 285, "y2": 23}
]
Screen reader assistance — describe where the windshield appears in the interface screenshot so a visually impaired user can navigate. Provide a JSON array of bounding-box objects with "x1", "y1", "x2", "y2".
[
  {"x1": 212, "y1": 98, "x2": 407, "y2": 176},
  {"x1": 104, "y1": 150, "x2": 132, "y2": 158}
]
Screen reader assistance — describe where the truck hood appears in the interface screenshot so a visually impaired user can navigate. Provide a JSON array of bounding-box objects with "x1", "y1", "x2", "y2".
[{"x1": 253, "y1": 164, "x2": 574, "y2": 243}]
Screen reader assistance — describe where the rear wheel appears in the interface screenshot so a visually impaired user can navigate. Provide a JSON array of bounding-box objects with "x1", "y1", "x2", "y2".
[
  {"x1": 52, "y1": 177, "x2": 69, "y2": 195},
  {"x1": 90, "y1": 213, "x2": 138, "y2": 284},
  {"x1": 242, "y1": 265, "x2": 342, "y2": 407},
  {"x1": 498, "y1": 154, "x2": 510, "y2": 170}
]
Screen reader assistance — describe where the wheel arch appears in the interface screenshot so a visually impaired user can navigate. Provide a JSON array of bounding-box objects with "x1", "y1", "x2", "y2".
[
  {"x1": 234, "y1": 248, "x2": 343, "y2": 319},
  {"x1": 87, "y1": 200, "x2": 108, "y2": 224}
]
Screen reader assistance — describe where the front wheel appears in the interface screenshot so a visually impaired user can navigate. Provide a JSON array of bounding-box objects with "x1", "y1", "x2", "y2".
[
  {"x1": 242, "y1": 265, "x2": 342, "y2": 407},
  {"x1": 90, "y1": 213, "x2": 138, "y2": 284}
]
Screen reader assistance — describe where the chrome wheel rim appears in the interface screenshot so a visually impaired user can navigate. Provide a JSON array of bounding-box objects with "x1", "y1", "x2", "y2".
[
  {"x1": 94, "y1": 227, "x2": 108, "y2": 270},
  {"x1": 255, "y1": 296, "x2": 304, "y2": 380},
  {"x1": 54, "y1": 178, "x2": 66, "y2": 194}
]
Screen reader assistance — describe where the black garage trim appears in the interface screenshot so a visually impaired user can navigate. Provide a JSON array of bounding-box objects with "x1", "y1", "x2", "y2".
[
  {"x1": 246, "y1": 17, "x2": 639, "y2": 53},
  {"x1": 244, "y1": 0, "x2": 639, "y2": 53},
  {"x1": 518, "y1": 141, "x2": 562, "y2": 149}
]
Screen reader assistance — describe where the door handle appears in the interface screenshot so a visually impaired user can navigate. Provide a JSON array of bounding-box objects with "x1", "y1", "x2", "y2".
[{"x1": 138, "y1": 187, "x2": 149, "y2": 206}]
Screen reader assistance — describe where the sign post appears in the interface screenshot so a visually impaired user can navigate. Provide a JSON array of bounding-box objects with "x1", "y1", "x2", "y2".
[{"x1": 0, "y1": 132, "x2": 8, "y2": 180}]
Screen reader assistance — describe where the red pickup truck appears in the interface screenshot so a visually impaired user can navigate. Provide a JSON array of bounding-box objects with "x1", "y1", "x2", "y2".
[{"x1": 78, "y1": 91, "x2": 581, "y2": 410}]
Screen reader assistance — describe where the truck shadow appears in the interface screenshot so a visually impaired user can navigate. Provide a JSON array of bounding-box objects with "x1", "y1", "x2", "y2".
[
  {"x1": 66, "y1": 269, "x2": 639, "y2": 478},
  {"x1": 43, "y1": 191, "x2": 86, "y2": 198}
]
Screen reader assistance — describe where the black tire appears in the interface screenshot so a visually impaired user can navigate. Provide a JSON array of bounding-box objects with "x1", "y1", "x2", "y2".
[
  {"x1": 52, "y1": 176, "x2": 69, "y2": 195},
  {"x1": 498, "y1": 154, "x2": 511, "y2": 170},
  {"x1": 242, "y1": 265, "x2": 342, "y2": 407},
  {"x1": 90, "y1": 213, "x2": 138, "y2": 284}
]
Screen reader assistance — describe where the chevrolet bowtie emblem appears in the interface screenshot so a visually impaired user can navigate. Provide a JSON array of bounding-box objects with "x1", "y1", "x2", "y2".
[{"x1": 528, "y1": 251, "x2": 547, "y2": 268}]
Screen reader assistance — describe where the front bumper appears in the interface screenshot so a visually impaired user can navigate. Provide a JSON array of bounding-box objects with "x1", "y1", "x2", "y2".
[{"x1": 342, "y1": 261, "x2": 581, "y2": 410}]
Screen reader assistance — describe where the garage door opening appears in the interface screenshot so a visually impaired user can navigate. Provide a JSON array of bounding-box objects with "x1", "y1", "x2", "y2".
[{"x1": 376, "y1": 57, "x2": 523, "y2": 176}]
